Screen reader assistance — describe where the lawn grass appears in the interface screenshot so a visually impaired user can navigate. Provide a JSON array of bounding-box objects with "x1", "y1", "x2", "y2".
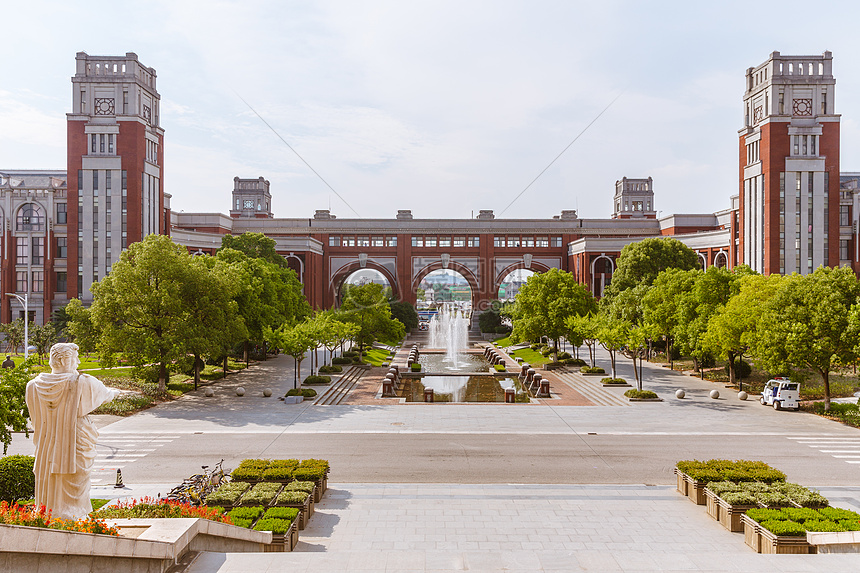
[
  {"x1": 508, "y1": 347, "x2": 548, "y2": 367},
  {"x1": 362, "y1": 347, "x2": 390, "y2": 367},
  {"x1": 492, "y1": 336, "x2": 513, "y2": 347}
]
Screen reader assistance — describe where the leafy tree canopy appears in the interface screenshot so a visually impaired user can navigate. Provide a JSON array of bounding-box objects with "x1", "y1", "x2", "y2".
[
  {"x1": 340, "y1": 283, "x2": 405, "y2": 355},
  {"x1": 219, "y1": 232, "x2": 288, "y2": 268},
  {"x1": 606, "y1": 237, "x2": 699, "y2": 296},
  {"x1": 510, "y1": 269, "x2": 596, "y2": 359}
]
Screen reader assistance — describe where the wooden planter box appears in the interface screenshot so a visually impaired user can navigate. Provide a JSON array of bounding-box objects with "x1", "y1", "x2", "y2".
[
  {"x1": 717, "y1": 498, "x2": 755, "y2": 532},
  {"x1": 683, "y1": 474, "x2": 707, "y2": 505},
  {"x1": 742, "y1": 514, "x2": 813, "y2": 554},
  {"x1": 276, "y1": 493, "x2": 312, "y2": 530},
  {"x1": 312, "y1": 477, "x2": 327, "y2": 502},
  {"x1": 263, "y1": 519, "x2": 299, "y2": 552},
  {"x1": 674, "y1": 468, "x2": 687, "y2": 496},
  {"x1": 704, "y1": 489, "x2": 720, "y2": 522}
]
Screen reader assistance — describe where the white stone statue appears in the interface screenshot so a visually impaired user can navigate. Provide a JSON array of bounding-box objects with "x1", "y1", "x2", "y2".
[{"x1": 25, "y1": 343, "x2": 119, "y2": 520}]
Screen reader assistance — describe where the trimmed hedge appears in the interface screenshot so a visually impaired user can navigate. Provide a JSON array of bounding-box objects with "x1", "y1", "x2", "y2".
[
  {"x1": 601, "y1": 377, "x2": 628, "y2": 385},
  {"x1": 286, "y1": 388, "x2": 317, "y2": 398},
  {"x1": 261, "y1": 467, "x2": 293, "y2": 482},
  {"x1": 284, "y1": 481, "x2": 316, "y2": 494},
  {"x1": 292, "y1": 467, "x2": 325, "y2": 481},
  {"x1": 624, "y1": 389, "x2": 658, "y2": 399},
  {"x1": 253, "y1": 517, "x2": 292, "y2": 533},
  {"x1": 230, "y1": 467, "x2": 264, "y2": 481},
  {"x1": 332, "y1": 357, "x2": 353, "y2": 365},
  {"x1": 562, "y1": 358, "x2": 586, "y2": 366},
  {"x1": 342, "y1": 351, "x2": 359, "y2": 358},
  {"x1": 275, "y1": 490, "x2": 309, "y2": 505},
  {"x1": 318, "y1": 365, "x2": 342, "y2": 374},
  {"x1": 303, "y1": 375, "x2": 332, "y2": 385},
  {"x1": 227, "y1": 506, "x2": 264, "y2": 521},
  {"x1": 581, "y1": 366, "x2": 605, "y2": 374},
  {"x1": 205, "y1": 481, "x2": 250, "y2": 506},
  {"x1": 0, "y1": 455, "x2": 35, "y2": 502},
  {"x1": 264, "y1": 506, "x2": 299, "y2": 521},
  {"x1": 677, "y1": 460, "x2": 786, "y2": 484}
]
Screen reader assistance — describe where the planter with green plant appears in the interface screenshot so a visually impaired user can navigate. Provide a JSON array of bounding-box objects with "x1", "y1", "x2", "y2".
[
  {"x1": 256, "y1": 506, "x2": 300, "y2": 550},
  {"x1": 493, "y1": 364, "x2": 507, "y2": 372},
  {"x1": 601, "y1": 377, "x2": 630, "y2": 387},
  {"x1": 675, "y1": 460, "x2": 786, "y2": 505},
  {"x1": 205, "y1": 481, "x2": 251, "y2": 509},
  {"x1": 742, "y1": 510, "x2": 812, "y2": 554},
  {"x1": 580, "y1": 366, "x2": 605, "y2": 375},
  {"x1": 293, "y1": 466, "x2": 327, "y2": 502},
  {"x1": 273, "y1": 490, "x2": 312, "y2": 529},
  {"x1": 624, "y1": 389, "x2": 660, "y2": 401},
  {"x1": 238, "y1": 482, "x2": 283, "y2": 507},
  {"x1": 303, "y1": 375, "x2": 331, "y2": 385},
  {"x1": 411, "y1": 363, "x2": 421, "y2": 372}
]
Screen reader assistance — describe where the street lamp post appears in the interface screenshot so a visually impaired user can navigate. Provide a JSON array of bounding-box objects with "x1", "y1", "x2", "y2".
[{"x1": 6, "y1": 293, "x2": 29, "y2": 360}]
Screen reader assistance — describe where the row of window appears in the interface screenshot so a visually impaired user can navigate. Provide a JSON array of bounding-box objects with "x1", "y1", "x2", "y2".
[
  {"x1": 327, "y1": 235, "x2": 564, "y2": 248},
  {"x1": 90, "y1": 133, "x2": 115, "y2": 155},
  {"x1": 792, "y1": 135, "x2": 817, "y2": 156}
]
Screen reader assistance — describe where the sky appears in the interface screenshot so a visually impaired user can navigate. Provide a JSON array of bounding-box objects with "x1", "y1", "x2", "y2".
[{"x1": 3, "y1": 0, "x2": 860, "y2": 220}]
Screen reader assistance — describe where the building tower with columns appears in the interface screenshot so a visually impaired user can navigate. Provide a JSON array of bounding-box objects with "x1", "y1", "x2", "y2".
[
  {"x1": 738, "y1": 51, "x2": 840, "y2": 274},
  {"x1": 67, "y1": 52, "x2": 167, "y2": 302}
]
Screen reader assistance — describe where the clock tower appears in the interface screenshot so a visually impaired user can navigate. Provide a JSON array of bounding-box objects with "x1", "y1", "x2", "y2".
[{"x1": 230, "y1": 176, "x2": 273, "y2": 218}]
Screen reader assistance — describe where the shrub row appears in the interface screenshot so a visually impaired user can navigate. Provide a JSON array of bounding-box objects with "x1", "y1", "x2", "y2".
[
  {"x1": 707, "y1": 480, "x2": 828, "y2": 508},
  {"x1": 624, "y1": 389, "x2": 658, "y2": 399},
  {"x1": 746, "y1": 506, "x2": 860, "y2": 535},
  {"x1": 676, "y1": 459, "x2": 786, "y2": 484},
  {"x1": 317, "y1": 365, "x2": 342, "y2": 374},
  {"x1": 0, "y1": 455, "x2": 35, "y2": 503},
  {"x1": 581, "y1": 366, "x2": 605, "y2": 374},
  {"x1": 601, "y1": 377, "x2": 628, "y2": 385},
  {"x1": 286, "y1": 388, "x2": 318, "y2": 398}
]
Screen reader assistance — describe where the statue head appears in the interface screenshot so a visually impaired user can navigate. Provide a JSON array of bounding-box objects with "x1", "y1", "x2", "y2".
[{"x1": 49, "y1": 343, "x2": 81, "y2": 374}]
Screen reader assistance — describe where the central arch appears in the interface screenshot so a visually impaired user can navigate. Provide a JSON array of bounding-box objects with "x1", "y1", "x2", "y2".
[
  {"x1": 330, "y1": 260, "x2": 401, "y2": 305},
  {"x1": 412, "y1": 260, "x2": 480, "y2": 309}
]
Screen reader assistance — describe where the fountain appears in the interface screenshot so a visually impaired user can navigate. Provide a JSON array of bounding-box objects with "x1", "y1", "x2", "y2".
[{"x1": 428, "y1": 303, "x2": 469, "y2": 369}]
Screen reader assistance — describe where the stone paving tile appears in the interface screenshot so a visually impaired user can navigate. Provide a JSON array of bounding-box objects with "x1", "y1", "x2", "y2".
[{"x1": 187, "y1": 483, "x2": 860, "y2": 573}]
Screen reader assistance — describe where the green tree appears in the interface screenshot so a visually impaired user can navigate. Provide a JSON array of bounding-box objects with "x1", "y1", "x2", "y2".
[
  {"x1": 594, "y1": 314, "x2": 627, "y2": 379},
  {"x1": 0, "y1": 359, "x2": 33, "y2": 454},
  {"x1": 30, "y1": 324, "x2": 59, "y2": 364},
  {"x1": 620, "y1": 325, "x2": 649, "y2": 390},
  {"x1": 704, "y1": 273, "x2": 781, "y2": 390},
  {"x1": 182, "y1": 255, "x2": 246, "y2": 388},
  {"x1": 0, "y1": 319, "x2": 25, "y2": 355},
  {"x1": 340, "y1": 283, "x2": 405, "y2": 358},
  {"x1": 314, "y1": 312, "x2": 360, "y2": 366},
  {"x1": 642, "y1": 268, "x2": 698, "y2": 370},
  {"x1": 389, "y1": 301, "x2": 419, "y2": 331},
  {"x1": 51, "y1": 304, "x2": 72, "y2": 337},
  {"x1": 509, "y1": 269, "x2": 596, "y2": 362},
  {"x1": 216, "y1": 248, "x2": 310, "y2": 363},
  {"x1": 88, "y1": 235, "x2": 211, "y2": 392},
  {"x1": 756, "y1": 267, "x2": 860, "y2": 411},
  {"x1": 219, "y1": 232, "x2": 288, "y2": 268},
  {"x1": 606, "y1": 237, "x2": 700, "y2": 296},
  {"x1": 566, "y1": 314, "x2": 599, "y2": 367},
  {"x1": 674, "y1": 266, "x2": 747, "y2": 374},
  {"x1": 64, "y1": 299, "x2": 98, "y2": 356},
  {"x1": 266, "y1": 320, "x2": 315, "y2": 388}
]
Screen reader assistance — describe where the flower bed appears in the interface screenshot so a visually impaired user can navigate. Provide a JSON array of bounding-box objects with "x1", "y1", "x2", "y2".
[
  {"x1": 1, "y1": 501, "x2": 119, "y2": 535},
  {"x1": 95, "y1": 497, "x2": 233, "y2": 524}
]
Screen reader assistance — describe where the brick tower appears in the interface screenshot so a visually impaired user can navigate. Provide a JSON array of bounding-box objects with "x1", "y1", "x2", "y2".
[
  {"x1": 67, "y1": 52, "x2": 166, "y2": 301},
  {"x1": 739, "y1": 51, "x2": 840, "y2": 274}
]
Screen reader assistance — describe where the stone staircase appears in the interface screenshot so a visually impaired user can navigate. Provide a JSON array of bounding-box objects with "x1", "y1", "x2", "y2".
[{"x1": 313, "y1": 366, "x2": 366, "y2": 405}]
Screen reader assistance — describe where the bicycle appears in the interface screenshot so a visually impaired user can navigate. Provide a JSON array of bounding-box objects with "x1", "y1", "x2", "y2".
[{"x1": 164, "y1": 459, "x2": 229, "y2": 506}]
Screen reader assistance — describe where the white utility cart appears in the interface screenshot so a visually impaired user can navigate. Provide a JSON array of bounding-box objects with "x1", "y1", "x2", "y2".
[{"x1": 760, "y1": 378, "x2": 800, "y2": 411}]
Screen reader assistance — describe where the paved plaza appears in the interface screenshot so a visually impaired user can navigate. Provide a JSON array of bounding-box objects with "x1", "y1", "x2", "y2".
[{"x1": 8, "y1": 345, "x2": 860, "y2": 571}]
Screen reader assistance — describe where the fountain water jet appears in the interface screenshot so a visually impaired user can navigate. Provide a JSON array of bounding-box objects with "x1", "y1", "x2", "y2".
[{"x1": 429, "y1": 303, "x2": 469, "y2": 369}]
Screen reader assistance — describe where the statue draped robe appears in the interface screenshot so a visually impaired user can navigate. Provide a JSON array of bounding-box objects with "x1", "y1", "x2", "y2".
[{"x1": 26, "y1": 372, "x2": 117, "y2": 520}]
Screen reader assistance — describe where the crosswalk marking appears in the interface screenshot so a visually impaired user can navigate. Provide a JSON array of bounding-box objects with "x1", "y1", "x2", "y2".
[
  {"x1": 788, "y1": 436, "x2": 860, "y2": 467},
  {"x1": 91, "y1": 434, "x2": 177, "y2": 483}
]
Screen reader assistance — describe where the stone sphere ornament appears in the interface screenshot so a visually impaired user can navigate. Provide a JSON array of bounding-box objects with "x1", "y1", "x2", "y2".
[
  {"x1": 263, "y1": 388, "x2": 273, "y2": 397},
  {"x1": 204, "y1": 388, "x2": 214, "y2": 397},
  {"x1": 675, "y1": 389, "x2": 686, "y2": 399},
  {"x1": 709, "y1": 389, "x2": 720, "y2": 399},
  {"x1": 236, "y1": 387, "x2": 246, "y2": 397},
  {"x1": 738, "y1": 391, "x2": 748, "y2": 401}
]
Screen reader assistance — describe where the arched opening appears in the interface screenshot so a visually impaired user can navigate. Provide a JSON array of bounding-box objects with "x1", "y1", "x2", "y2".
[
  {"x1": 336, "y1": 269, "x2": 393, "y2": 304},
  {"x1": 591, "y1": 255, "x2": 614, "y2": 298},
  {"x1": 498, "y1": 269, "x2": 535, "y2": 302},
  {"x1": 714, "y1": 251, "x2": 728, "y2": 269},
  {"x1": 418, "y1": 269, "x2": 473, "y2": 312},
  {"x1": 698, "y1": 253, "x2": 707, "y2": 270},
  {"x1": 16, "y1": 203, "x2": 44, "y2": 231}
]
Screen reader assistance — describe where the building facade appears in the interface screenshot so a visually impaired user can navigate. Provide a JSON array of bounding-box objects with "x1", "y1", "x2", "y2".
[
  {"x1": 3, "y1": 50, "x2": 859, "y2": 325},
  {"x1": 739, "y1": 51, "x2": 840, "y2": 275}
]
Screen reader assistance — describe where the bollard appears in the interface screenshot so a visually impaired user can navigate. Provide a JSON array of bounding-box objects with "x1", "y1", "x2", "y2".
[
  {"x1": 520, "y1": 363, "x2": 530, "y2": 379},
  {"x1": 538, "y1": 380, "x2": 551, "y2": 398},
  {"x1": 526, "y1": 368, "x2": 536, "y2": 383},
  {"x1": 505, "y1": 388, "x2": 516, "y2": 403},
  {"x1": 531, "y1": 373, "x2": 542, "y2": 393},
  {"x1": 424, "y1": 388, "x2": 434, "y2": 403},
  {"x1": 382, "y1": 380, "x2": 395, "y2": 397}
]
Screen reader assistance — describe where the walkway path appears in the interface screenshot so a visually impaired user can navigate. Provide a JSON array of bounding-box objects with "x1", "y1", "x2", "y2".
[{"x1": 186, "y1": 483, "x2": 860, "y2": 572}]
